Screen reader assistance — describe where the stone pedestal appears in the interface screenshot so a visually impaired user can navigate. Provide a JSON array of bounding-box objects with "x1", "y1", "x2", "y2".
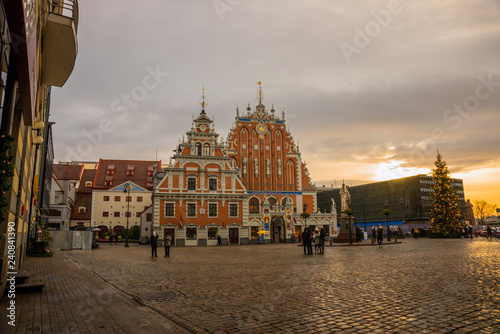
[{"x1": 334, "y1": 213, "x2": 356, "y2": 244}]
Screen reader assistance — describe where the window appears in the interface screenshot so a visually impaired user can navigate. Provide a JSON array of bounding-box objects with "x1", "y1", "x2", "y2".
[
  {"x1": 127, "y1": 170, "x2": 134, "y2": 176},
  {"x1": 203, "y1": 143, "x2": 210, "y2": 156},
  {"x1": 136, "y1": 212, "x2": 141, "y2": 217},
  {"x1": 209, "y1": 178, "x2": 217, "y2": 191},
  {"x1": 186, "y1": 227, "x2": 197, "y2": 240},
  {"x1": 208, "y1": 227, "x2": 218, "y2": 240},
  {"x1": 78, "y1": 207, "x2": 86, "y2": 213},
  {"x1": 230, "y1": 203, "x2": 238, "y2": 217},
  {"x1": 209, "y1": 203, "x2": 217, "y2": 217},
  {"x1": 114, "y1": 196, "x2": 121, "y2": 201},
  {"x1": 103, "y1": 196, "x2": 110, "y2": 202},
  {"x1": 114, "y1": 212, "x2": 120, "y2": 217},
  {"x1": 187, "y1": 203, "x2": 196, "y2": 217},
  {"x1": 105, "y1": 181, "x2": 112, "y2": 186},
  {"x1": 125, "y1": 212, "x2": 131, "y2": 218},
  {"x1": 165, "y1": 203, "x2": 174, "y2": 217},
  {"x1": 187, "y1": 177, "x2": 196, "y2": 190},
  {"x1": 85, "y1": 181, "x2": 92, "y2": 187},
  {"x1": 126, "y1": 196, "x2": 132, "y2": 202},
  {"x1": 102, "y1": 211, "x2": 109, "y2": 217},
  {"x1": 251, "y1": 226, "x2": 259, "y2": 240},
  {"x1": 249, "y1": 197, "x2": 260, "y2": 214},
  {"x1": 146, "y1": 213, "x2": 152, "y2": 221},
  {"x1": 195, "y1": 143, "x2": 202, "y2": 156},
  {"x1": 107, "y1": 170, "x2": 114, "y2": 175},
  {"x1": 137, "y1": 196, "x2": 143, "y2": 202}
]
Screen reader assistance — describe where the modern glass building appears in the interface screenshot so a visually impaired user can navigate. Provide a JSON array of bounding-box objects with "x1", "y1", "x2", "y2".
[{"x1": 317, "y1": 175, "x2": 466, "y2": 230}]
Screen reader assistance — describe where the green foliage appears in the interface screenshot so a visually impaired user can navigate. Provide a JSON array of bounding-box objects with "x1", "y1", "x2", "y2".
[
  {"x1": 381, "y1": 208, "x2": 392, "y2": 216},
  {"x1": 0, "y1": 134, "x2": 15, "y2": 225},
  {"x1": 428, "y1": 152, "x2": 463, "y2": 238},
  {"x1": 130, "y1": 225, "x2": 140, "y2": 240},
  {"x1": 344, "y1": 209, "x2": 355, "y2": 216}
]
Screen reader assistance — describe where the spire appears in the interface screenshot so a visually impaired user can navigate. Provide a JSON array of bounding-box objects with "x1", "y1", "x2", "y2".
[
  {"x1": 199, "y1": 85, "x2": 207, "y2": 114},
  {"x1": 256, "y1": 81, "x2": 264, "y2": 106}
]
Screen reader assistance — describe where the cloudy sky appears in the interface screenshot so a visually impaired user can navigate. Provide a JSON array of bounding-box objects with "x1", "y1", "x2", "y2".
[{"x1": 50, "y1": 0, "x2": 500, "y2": 207}]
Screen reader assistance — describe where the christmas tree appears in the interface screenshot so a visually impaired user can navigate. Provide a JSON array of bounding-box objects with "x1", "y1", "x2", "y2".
[{"x1": 428, "y1": 152, "x2": 463, "y2": 238}]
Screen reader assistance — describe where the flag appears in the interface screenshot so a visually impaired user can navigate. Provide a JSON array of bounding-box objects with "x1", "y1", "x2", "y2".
[{"x1": 180, "y1": 217, "x2": 184, "y2": 228}]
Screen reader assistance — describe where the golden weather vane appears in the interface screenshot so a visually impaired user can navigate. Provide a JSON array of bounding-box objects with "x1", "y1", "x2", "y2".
[
  {"x1": 199, "y1": 85, "x2": 207, "y2": 110},
  {"x1": 256, "y1": 81, "x2": 264, "y2": 105}
]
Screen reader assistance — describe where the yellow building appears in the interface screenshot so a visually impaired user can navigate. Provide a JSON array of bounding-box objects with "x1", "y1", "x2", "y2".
[{"x1": 0, "y1": 0, "x2": 78, "y2": 295}]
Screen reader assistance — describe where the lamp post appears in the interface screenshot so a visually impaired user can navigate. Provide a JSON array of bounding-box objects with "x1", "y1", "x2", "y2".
[
  {"x1": 400, "y1": 198, "x2": 409, "y2": 237},
  {"x1": 124, "y1": 184, "x2": 131, "y2": 247},
  {"x1": 301, "y1": 203, "x2": 310, "y2": 232},
  {"x1": 344, "y1": 208, "x2": 355, "y2": 245},
  {"x1": 383, "y1": 200, "x2": 392, "y2": 242}
]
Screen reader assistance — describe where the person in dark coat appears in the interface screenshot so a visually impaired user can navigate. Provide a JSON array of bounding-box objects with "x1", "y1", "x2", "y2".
[
  {"x1": 217, "y1": 234, "x2": 222, "y2": 246},
  {"x1": 109, "y1": 234, "x2": 113, "y2": 245},
  {"x1": 150, "y1": 232, "x2": 159, "y2": 257},
  {"x1": 486, "y1": 226, "x2": 492, "y2": 239},
  {"x1": 371, "y1": 226, "x2": 376, "y2": 243},
  {"x1": 377, "y1": 224, "x2": 384, "y2": 247},
  {"x1": 114, "y1": 234, "x2": 118, "y2": 245},
  {"x1": 301, "y1": 229, "x2": 308, "y2": 254},
  {"x1": 355, "y1": 224, "x2": 362, "y2": 244},
  {"x1": 469, "y1": 225, "x2": 473, "y2": 240},
  {"x1": 305, "y1": 227, "x2": 313, "y2": 255},
  {"x1": 318, "y1": 227, "x2": 326, "y2": 254}
]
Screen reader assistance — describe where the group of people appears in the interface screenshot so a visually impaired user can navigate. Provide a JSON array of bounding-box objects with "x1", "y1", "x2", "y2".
[
  {"x1": 411, "y1": 227, "x2": 428, "y2": 238},
  {"x1": 301, "y1": 227, "x2": 326, "y2": 255},
  {"x1": 370, "y1": 225, "x2": 385, "y2": 247},
  {"x1": 149, "y1": 232, "x2": 172, "y2": 257},
  {"x1": 109, "y1": 234, "x2": 119, "y2": 245}
]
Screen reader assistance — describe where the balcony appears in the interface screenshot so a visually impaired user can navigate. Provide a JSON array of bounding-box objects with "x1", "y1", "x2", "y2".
[{"x1": 42, "y1": 0, "x2": 79, "y2": 87}]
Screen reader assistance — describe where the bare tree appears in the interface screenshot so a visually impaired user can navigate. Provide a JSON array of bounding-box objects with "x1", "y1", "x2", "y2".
[{"x1": 473, "y1": 199, "x2": 497, "y2": 224}]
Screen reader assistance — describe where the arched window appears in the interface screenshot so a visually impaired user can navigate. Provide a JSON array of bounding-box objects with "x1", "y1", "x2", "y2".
[
  {"x1": 268, "y1": 197, "x2": 277, "y2": 206},
  {"x1": 249, "y1": 197, "x2": 260, "y2": 214},
  {"x1": 203, "y1": 143, "x2": 210, "y2": 156},
  {"x1": 195, "y1": 143, "x2": 202, "y2": 156}
]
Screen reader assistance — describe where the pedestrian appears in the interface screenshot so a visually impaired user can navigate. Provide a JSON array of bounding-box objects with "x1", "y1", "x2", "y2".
[
  {"x1": 377, "y1": 224, "x2": 383, "y2": 247},
  {"x1": 164, "y1": 233, "x2": 172, "y2": 257},
  {"x1": 301, "y1": 229, "x2": 308, "y2": 254},
  {"x1": 217, "y1": 234, "x2": 222, "y2": 246},
  {"x1": 318, "y1": 227, "x2": 326, "y2": 254},
  {"x1": 355, "y1": 224, "x2": 362, "y2": 244},
  {"x1": 371, "y1": 226, "x2": 376, "y2": 244},
  {"x1": 413, "y1": 227, "x2": 419, "y2": 240},
  {"x1": 469, "y1": 225, "x2": 473, "y2": 240},
  {"x1": 114, "y1": 234, "x2": 118, "y2": 245},
  {"x1": 291, "y1": 233, "x2": 296, "y2": 244},
  {"x1": 313, "y1": 228, "x2": 320, "y2": 254},
  {"x1": 306, "y1": 227, "x2": 313, "y2": 255},
  {"x1": 109, "y1": 234, "x2": 113, "y2": 245},
  {"x1": 150, "y1": 232, "x2": 158, "y2": 257},
  {"x1": 486, "y1": 225, "x2": 492, "y2": 239}
]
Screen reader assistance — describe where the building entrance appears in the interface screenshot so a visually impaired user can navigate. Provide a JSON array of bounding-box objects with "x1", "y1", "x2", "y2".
[
  {"x1": 271, "y1": 218, "x2": 284, "y2": 243},
  {"x1": 229, "y1": 228, "x2": 239, "y2": 245}
]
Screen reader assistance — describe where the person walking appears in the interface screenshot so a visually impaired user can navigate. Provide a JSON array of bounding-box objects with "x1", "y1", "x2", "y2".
[
  {"x1": 486, "y1": 225, "x2": 492, "y2": 239},
  {"x1": 114, "y1": 234, "x2": 118, "y2": 245},
  {"x1": 217, "y1": 234, "x2": 222, "y2": 246},
  {"x1": 469, "y1": 225, "x2": 473, "y2": 240},
  {"x1": 413, "y1": 227, "x2": 419, "y2": 240},
  {"x1": 109, "y1": 234, "x2": 113, "y2": 245},
  {"x1": 377, "y1": 224, "x2": 384, "y2": 247},
  {"x1": 291, "y1": 233, "x2": 296, "y2": 244},
  {"x1": 318, "y1": 227, "x2": 326, "y2": 254},
  {"x1": 150, "y1": 232, "x2": 159, "y2": 257},
  {"x1": 355, "y1": 224, "x2": 362, "y2": 244},
  {"x1": 164, "y1": 233, "x2": 172, "y2": 257},
  {"x1": 371, "y1": 226, "x2": 376, "y2": 244}
]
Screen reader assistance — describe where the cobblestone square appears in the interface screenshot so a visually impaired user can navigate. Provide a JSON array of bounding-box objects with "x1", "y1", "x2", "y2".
[{"x1": 63, "y1": 238, "x2": 500, "y2": 333}]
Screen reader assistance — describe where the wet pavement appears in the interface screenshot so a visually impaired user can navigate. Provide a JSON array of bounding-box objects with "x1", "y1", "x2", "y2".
[
  {"x1": 64, "y1": 238, "x2": 500, "y2": 333},
  {"x1": 2, "y1": 238, "x2": 499, "y2": 333}
]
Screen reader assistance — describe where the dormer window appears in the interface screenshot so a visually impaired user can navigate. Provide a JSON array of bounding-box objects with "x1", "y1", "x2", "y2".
[
  {"x1": 78, "y1": 207, "x2": 87, "y2": 213},
  {"x1": 85, "y1": 181, "x2": 92, "y2": 187},
  {"x1": 147, "y1": 165, "x2": 154, "y2": 177},
  {"x1": 127, "y1": 165, "x2": 135, "y2": 176}
]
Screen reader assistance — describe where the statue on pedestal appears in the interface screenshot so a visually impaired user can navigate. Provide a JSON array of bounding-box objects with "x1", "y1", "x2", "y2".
[{"x1": 339, "y1": 182, "x2": 351, "y2": 212}]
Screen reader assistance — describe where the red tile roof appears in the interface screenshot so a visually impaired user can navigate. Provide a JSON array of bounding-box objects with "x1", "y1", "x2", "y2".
[
  {"x1": 93, "y1": 159, "x2": 160, "y2": 190},
  {"x1": 53, "y1": 164, "x2": 84, "y2": 180},
  {"x1": 77, "y1": 169, "x2": 97, "y2": 193}
]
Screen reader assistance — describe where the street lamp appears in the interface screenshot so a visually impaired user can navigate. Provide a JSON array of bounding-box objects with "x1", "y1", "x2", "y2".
[
  {"x1": 344, "y1": 208, "x2": 355, "y2": 245},
  {"x1": 383, "y1": 200, "x2": 392, "y2": 242},
  {"x1": 124, "y1": 183, "x2": 131, "y2": 247},
  {"x1": 301, "y1": 203, "x2": 310, "y2": 232}
]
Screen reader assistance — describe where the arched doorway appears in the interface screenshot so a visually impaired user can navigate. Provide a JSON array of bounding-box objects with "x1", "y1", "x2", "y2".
[{"x1": 271, "y1": 217, "x2": 284, "y2": 243}]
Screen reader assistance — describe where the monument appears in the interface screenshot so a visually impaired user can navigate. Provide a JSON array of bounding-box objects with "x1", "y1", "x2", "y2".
[{"x1": 334, "y1": 181, "x2": 356, "y2": 244}]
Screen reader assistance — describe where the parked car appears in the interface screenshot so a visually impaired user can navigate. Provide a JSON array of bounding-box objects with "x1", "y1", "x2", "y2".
[
  {"x1": 472, "y1": 230, "x2": 499, "y2": 238},
  {"x1": 139, "y1": 236, "x2": 149, "y2": 244}
]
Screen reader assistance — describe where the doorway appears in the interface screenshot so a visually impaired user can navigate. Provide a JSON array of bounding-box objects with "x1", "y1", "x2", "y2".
[
  {"x1": 271, "y1": 218, "x2": 284, "y2": 243},
  {"x1": 229, "y1": 228, "x2": 239, "y2": 245}
]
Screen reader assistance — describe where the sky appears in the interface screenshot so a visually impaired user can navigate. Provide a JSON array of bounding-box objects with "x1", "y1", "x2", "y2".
[{"x1": 50, "y1": 0, "x2": 500, "y2": 208}]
